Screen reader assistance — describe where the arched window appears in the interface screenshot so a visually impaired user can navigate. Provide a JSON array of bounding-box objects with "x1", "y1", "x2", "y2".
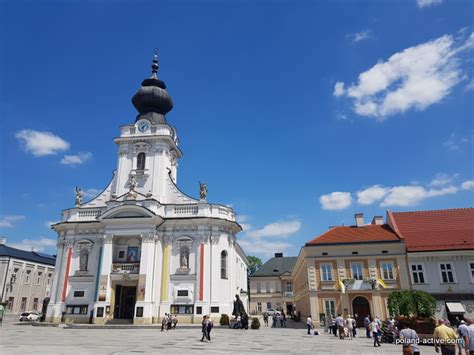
[
  {"x1": 137, "y1": 152, "x2": 146, "y2": 170},
  {"x1": 180, "y1": 245, "x2": 190, "y2": 269},
  {"x1": 221, "y1": 250, "x2": 228, "y2": 279},
  {"x1": 79, "y1": 248, "x2": 89, "y2": 271}
]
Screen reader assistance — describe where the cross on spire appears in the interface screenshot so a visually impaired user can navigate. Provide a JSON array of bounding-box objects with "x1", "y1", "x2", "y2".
[{"x1": 151, "y1": 48, "x2": 159, "y2": 78}]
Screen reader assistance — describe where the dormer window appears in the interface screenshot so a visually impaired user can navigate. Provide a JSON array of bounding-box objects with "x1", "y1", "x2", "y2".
[{"x1": 137, "y1": 152, "x2": 146, "y2": 170}]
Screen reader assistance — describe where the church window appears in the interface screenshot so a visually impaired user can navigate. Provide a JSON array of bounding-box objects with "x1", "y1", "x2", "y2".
[
  {"x1": 211, "y1": 306, "x2": 220, "y2": 313},
  {"x1": 180, "y1": 245, "x2": 190, "y2": 269},
  {"x1": 79, "y1": 248, "x2": 89, "y2": 271},
  {"x1": 221, "y1": 250, "x2": 228, "y2": 279},
  {"x1": 137, "y1": 152, "x2": 146, "y2": 170}
]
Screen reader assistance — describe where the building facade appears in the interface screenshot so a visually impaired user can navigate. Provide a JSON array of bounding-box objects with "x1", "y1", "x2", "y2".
[
  {"x1": 388, "y1": 208, "x2": 474, "y2": 322},
  {"x1": 292, "y1": 214, "x2": 410, "y2": 328},
  {"x1": 0, "y1": 238, "x2": 55, "y2": 314},
  {"x1": 249, "y1": 253, "x2": 297, "y2": 315},
  {"x1": 46, "y1": 53, "x2": 248, "y2": 324}
]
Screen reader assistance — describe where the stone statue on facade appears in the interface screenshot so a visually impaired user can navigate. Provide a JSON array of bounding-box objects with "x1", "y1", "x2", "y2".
[
  {"x1": 75, "y1": 186, "x2": 83, "y2": 206},
  {"x1": 180, "y1": 253, "x2": 188, "y2": 268},
  {"x1": 199, "y1": 181, "x2": 207, "y2": 200},
  {"x1": 127, "y1": 172, "x2": 138, "y2": 200}
]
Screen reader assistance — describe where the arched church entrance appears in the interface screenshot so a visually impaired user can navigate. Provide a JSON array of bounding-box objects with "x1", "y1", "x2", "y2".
[{"x1": 352, "y1": 296, "x2": 371, "y2": 328}]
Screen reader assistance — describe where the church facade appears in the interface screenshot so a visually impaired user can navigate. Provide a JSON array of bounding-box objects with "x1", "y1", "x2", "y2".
[{"x1": 46, "y1": 53, "x2": 248, "y2": 324}]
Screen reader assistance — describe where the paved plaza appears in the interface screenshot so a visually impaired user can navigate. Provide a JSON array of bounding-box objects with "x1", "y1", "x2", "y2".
[{"x1": 0, "y1": 317, "x2": 438, "y2": 355}]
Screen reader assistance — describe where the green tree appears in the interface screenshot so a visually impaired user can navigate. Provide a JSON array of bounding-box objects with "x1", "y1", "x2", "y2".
[
  {"x1": 388, "y1": 290, "x2": 436, "y2": 318},
  {"x1": 247, "y1": 255, "x2": 263, "y2": 276}
]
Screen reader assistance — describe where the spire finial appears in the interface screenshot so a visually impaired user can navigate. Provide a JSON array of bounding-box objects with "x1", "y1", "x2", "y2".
[{"x1": 151, "y1": 48, "x2": 159, "y2": 79}]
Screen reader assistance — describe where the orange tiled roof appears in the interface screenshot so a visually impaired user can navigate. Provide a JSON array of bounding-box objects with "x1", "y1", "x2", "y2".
[
  {"x1": 307, "y1": 224, "x2": 400, "y2": 245},
  {"x1": 389, "y1": 208, "x2": 474, "y2": 252}
]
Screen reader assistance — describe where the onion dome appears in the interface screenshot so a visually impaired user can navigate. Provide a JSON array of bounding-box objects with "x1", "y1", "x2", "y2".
[{"x1": 132, "y1": 50, "x2": 174, "y2": 123}]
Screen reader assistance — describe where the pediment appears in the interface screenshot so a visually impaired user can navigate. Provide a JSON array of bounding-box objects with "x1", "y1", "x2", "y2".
[{"x1": 100, "y1": 204, "x2": 156, "y2": 220}]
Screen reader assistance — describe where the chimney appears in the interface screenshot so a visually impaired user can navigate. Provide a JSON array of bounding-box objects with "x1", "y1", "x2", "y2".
[
  {"x1": 0, "y1": 237, "x2": 6, "y2": 245},
  {"x1": 371, "y1": 216, "x2": 384, "y2": 225},
  {"x1": 274, "y1": 253, "x2": 283, "y2": 258},
  {"x1": 354, "y1": 213, "x2": 364, "y2": 227},
  {"x1": 31, "y1": 247, "x2": 37, "y2": 252}
]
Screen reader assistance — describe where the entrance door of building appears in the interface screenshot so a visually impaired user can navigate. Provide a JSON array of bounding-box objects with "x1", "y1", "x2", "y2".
[
  {"x1": 114, "y1": 285, "x2": 137, "y2": 320},
  {"x1": 352, "y1": 296, "x2": 370, "y2": 328}
]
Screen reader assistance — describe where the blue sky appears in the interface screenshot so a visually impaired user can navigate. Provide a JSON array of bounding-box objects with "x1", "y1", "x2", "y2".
[{"x1": 1, "y1": 0, "x2": 473, "y2": 261}]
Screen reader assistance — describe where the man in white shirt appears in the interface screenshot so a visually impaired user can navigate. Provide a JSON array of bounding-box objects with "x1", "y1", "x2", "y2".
[
  {"x1": 307, "y1": 316, "x2": 313, "y2": 335},
  {"x1": 371, "y1": 318, "x2": 381, "y2": 347}
]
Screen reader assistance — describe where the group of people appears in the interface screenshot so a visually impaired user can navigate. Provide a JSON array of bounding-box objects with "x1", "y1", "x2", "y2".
[
  {"x1": 232, "y1": 313, "x2": 249, "y2": 329},
  {"x1": 262, "y1": 310, "x2": 288, "y2": 328},
  {"x1": 327, "y1": 314, "x2": 357, "y2": 339},
  {"x1": 200, "y1": 315, "x2": 214, "y2": 342},
  {"x1": 160, "y1": 313, "x2": 178, "y2": 331}
]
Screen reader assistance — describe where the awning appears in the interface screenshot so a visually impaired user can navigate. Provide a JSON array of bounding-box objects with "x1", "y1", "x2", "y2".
[{"x1": 446, "y1": 302, "x2": 466, "y2": 313}]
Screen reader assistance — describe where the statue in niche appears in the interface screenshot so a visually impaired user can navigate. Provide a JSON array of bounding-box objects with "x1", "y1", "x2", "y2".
[
  {"x1": 199, "y1": 181, "x2": 207, "y2": 200},
  {"x1": 79, "y1": 248, "x2": 89, "y2": 271},
  {"x1": 128, "y1": 172, "x2": 138, "y2": 191},
  {"x1": 180, "y1": 245, "x2": 189, "y2": 269},
  {"x1": 75, "y1": 186, "x2": 83, "y2": 206}
]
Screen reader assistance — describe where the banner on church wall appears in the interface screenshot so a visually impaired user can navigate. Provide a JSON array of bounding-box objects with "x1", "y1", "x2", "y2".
[
  {"x1": 98, "y1": 275, "x2": 108, "y2": 301},
  {"x1": 137, "y1": 274, "x2": 146, "y2": 301}
]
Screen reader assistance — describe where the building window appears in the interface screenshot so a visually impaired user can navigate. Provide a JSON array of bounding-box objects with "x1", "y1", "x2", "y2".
[
  {"x1": 196, "y1": 306, "x2": 202, "y2": 315},
  {"x1": 351, "y1": 263, "x2": 363, "y2": 280},
  {"x1": 257, "y1": 302, "x2": 262, "y2": 313},
  {"x1": 7, "y1": 297, "x2": 14, "y2": 310},
  {"x1": 11, "y1": 269, "x2": 18, "y2": 284},
  {"x1": 324, "y1": 299, "x2": 336, "y2": 317},
  {"x1": 381, "y1": 262, "x2": 395, "y2": 280},
  {"x1": 25, "y1": 270, "x2": 31, "y2": 284},
  {"x1": 211, "y1": 306, "x2": 220, "y2": 313},
  {"x1": 180, "y1": 245, "x2": 190, "y2": 269},
  {"x1": 137, "y1": 152, "x2": 146, "y2": 170},
  {"x1": 66, "y1": 305, "x2": 88, "y2": 314},
  {"x1": 177, "y1": 290, "x2": 188, "y2": 297},
  {"x1": 266, "y1": 282, "x2": 270, "y2": 293},
  {"x1": 73, "y1": 291, "x2": 85, "y2": 298},
  {"x1": 21, "y1": 297, "x2": 27, "y2": 311},
  {"x1": 439, "y1": 263, "x2": 456, "y2": 283},
  {"x1": 286, "y1": 282, "x2": 293, "y2": 292},
  {"x1": 170, "y1": 305, "x2": 193, "y2": 314},
  {"x1": 33, "y1": 298, "x2": 39, "y2": 310},
  {"x1": 36, "y1": 272, "x2": 42, "y2": 285},
  {"x1": 79, "y1": 248, "x2": 89, "y2": 271},
  {"x1": 47, "y1": 274, "x2": 52, "y2": 286},
  {"x1": 256, "y1": 282, "x2": 261, "y2": 293},
  {"x1": 321, "y1": 264, "x2": 333, "y2": 281},
  {"x1": 410, "y1": 264, "x2": 426, "y2": 284},
  {"x1": 266, "y1": 302, "x2": 272, "y2": 310},
  {"x1": 220, "y1": 250, "x2": 228, "y2": 279},
  {"x1": 469, "y1": 262, "x2": 474, "y2": 283}
]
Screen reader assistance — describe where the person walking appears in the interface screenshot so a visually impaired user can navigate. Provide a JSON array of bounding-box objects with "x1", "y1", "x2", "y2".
[
  {"x1": 399, "y1": 319, "x2": 420, "y2": 355},
  {"x1": 263, "y1": 312, "x2": 269, "y2": 327},
  {"x1": 331, "y1": 315, "x2": 337, "y2": 337},
  {"x1": 371, "y1": 318, "x2": 381, "y2": 347},
  {"x1": 272, "y1": 313, "x2": 277, "y2": 328},
  {"x1": 307, "y1": 315, "x2": 313, "y2": 335},
  {"x1": 465, "y1": 319, "x2": 474, "y2": 355},
  {"x1": 335, "y1": 314, "x2": 345, "y2": 339},
  {"x1": 433, "y1": 319, "x2": 457, "y2": 355},
  {"x1": 281, "y1": 311, "x2": 287, "y2": 328},
  {"x1": 364, "y1": 315, "x2": 371, "y2": 338},
  {"x1": 346, "y1": 315, "x2": 354, "y2": 340},
  {"x1": 200, "y1": 315, "x2": 210, "y2": 342},
  {"x1": 207, "y1": 316, "x2": 214, "y2": 341},
  {"x1": 457, "y1": 320, "x2": 468, "y2": 355}
]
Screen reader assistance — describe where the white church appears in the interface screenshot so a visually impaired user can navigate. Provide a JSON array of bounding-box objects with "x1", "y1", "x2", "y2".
[{"x1": 46, "y1": 52, "x2": 248, "y2": 324}]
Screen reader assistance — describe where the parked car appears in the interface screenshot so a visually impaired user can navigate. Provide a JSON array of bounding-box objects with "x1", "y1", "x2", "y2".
[
  {"x1": 19, "y1": 311, "x2": 40, "y2": 322},
  {"x1": 265, "y1": 308, "x2": 278, "y2": 316}
]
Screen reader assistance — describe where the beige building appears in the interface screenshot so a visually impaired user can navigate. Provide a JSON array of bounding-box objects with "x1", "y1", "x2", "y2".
[
  {"x1": 0, "y1": 238, "x2": 55, "y2": 314},
  {"x1": 292, "y1": 214, "x2": 410, "y2": 327},
  {"x1": 249, "y1": 253, "x2": 297, "y2": 315}
]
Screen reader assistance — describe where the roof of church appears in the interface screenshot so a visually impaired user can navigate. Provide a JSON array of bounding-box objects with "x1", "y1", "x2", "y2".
[
  {"x1": 306, "y1": 224, "x2": 401, "y2": 245},
  {"x1": 251, "y1": 255, "x2": 298, "y2": 277},
  {"x1": 389, "y1": 208, "x2": 474, "y2": 252},
  {"x1": 0, "y1": 244, "x2": 56, "y2": 266}
]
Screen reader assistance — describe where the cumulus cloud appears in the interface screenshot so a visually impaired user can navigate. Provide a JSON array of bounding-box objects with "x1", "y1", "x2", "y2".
[
  {"x1": 380, "y1": 185, "x2": 457, "y2": 207},
  {"x1": 465, "y1": 79, "x2": 474, "y2": 91},
  {"x1": 357, "y1": 185, "x2": 390, "y2": 205},
  {"x1": 416, "y1": 0, "x2": 442, "y2": 8},
  {"x1": 429, "y1": 173, "x2": 458, "y2": 187},
  {"x1": 238, "y1": 239, "x2": 293, "y2": 258},
  {"x1": 247, "y1": 220, "x2": 301, "y2": 238},
  {"x1": 15, "y1": 129, "x2": 70, "y2": 156},
  {"x1": 9, "y1": 237, "x2": 56, "y2": 253},
  {"x1": 334, "y1": 32, "x2": 474, "y2": 119},
  {"x1": 461, "y1": 180, "x2": 474, "y2": 190},
  {"x1": 320, "y1": 192, "x2": 352, "y2": 210},
  {"x1": 347, "y1": 30, "x2": 372, "y2": 43},
  {"x1": 61, "y1": 152, "x2": 92, "y2": 166},
  {"x1": 0, "y1": 215, "x2": 25, "y2": 228}
]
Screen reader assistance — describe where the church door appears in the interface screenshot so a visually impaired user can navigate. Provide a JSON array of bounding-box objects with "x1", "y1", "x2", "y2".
[{"x1": 352, "y1": 296, "x2": 371, "y2": 328}]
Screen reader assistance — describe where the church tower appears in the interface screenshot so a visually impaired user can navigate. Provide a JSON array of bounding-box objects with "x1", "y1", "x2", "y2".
[{"x1": 46, "y1": 52, "x2": 248, "y2": 325}]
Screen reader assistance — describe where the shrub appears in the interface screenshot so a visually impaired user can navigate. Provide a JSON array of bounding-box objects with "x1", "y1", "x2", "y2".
[
  {"x1": 219, "y1": 314, "x2": 230, "y2": 326},
  {"x1": 388, "y1": 290, "x2": 436, "y2": 318},
  {"x1": 250, "y1": 317, "x2": 260, "y2": 329}
]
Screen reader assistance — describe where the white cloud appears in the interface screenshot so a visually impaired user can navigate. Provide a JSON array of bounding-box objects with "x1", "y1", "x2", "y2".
[
  {"x1": 15, "y1": 129, "x2": 70, "y2": 157},
  {"x1": 347, "y1": 30, "x2": 372, "y2": 43},
  {"x1": 443, "y1": 133, "x2": 472, "y2": 151},
  {"x1": 238, "y1": 239, "x2": 293, "y2": 258},
  {"x1": 333, "y1": 82, "x2": 345, "y2": 97},
  {"x1": 416, "y1": 0, "x2": 442, "y2": 8},
  {"x1": 247, "y1": 220, "x2": 301, "y2": 238},
  {"x1": 429, "y1": 173, "x2": 458, "y2": 187},
  {"x1": 61, "y1": 152, "x2": 92, "y2": 166},
  {"x1": 0, "y1": 215, "x2": 25, "y2": 228},
  {"x1": 461, "y1": 180, "x2": 474, "y2": 190},
  {"x1": 82, "y1": 188, "x2": 102, "y2": 199},
  {"x1": 335, "y1": 32, "x2": 474, "y2": 119},
  {"x1": 465, "y1": 79, "x2": 474, "y2": 91},
  {"x1": 320, "y1": 192, "x2": 352, "y2": 210},
  {"x1": 380, "y1": 185, "x2": 457, "y2": 206},
  {"x1": 8, "y1": 237, "x2": 56, "y2": 253},
  {"x1": 357, "y1": 185, "x2": 390, "y2": 205}
]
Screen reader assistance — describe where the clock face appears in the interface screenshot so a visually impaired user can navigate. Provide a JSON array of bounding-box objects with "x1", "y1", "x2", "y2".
[{"x1": 137, "y1": 120, "x2": 150, "y2": 133}]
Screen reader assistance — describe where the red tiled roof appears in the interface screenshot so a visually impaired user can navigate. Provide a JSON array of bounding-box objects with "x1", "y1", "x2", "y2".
[
  {"x1": 389, "y1": 208, "x2": 474, "y2": 252},
  {"x1": 307, "y1": 224, "x2": 400, "y2": 245}
]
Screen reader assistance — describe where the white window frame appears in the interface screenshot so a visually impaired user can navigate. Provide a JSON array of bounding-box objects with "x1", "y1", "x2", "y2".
[
  {"x1": 350, "y1": 262, "x2": 364, "y2": 280},
  {"x1": 438, "y1": 262, "x2": 457, "y2": 284},
  {"x1": 256, "y1": 282, "x2": 261, "y2": 293},
  {"x1": 25, "y1": 270, "x2": 31, "y2": 285},
  {"x1": 257, "y1": 302, "x2": 262, "y2": 313},
  {"x1": 380, "y1": 262, "x2": 395, "y2": 280},
  {"x1": 324, "y1": 299, "x2": 336, "y2": 317},
  {"x1": 409, "y1": 263, "x2": 427, "y2": 285},
  {"x1": 468, "y1": 261, "x2": 474, "y2": 283},
  {"x1": 286, "y1": 281, "x2": 293, "y2": 292},
  {"x1": 320, "y1": 263, "x2": 333, "y2": 282}
]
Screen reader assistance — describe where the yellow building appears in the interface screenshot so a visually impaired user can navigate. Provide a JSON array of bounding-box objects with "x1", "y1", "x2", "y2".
[{"x1": 292, "y1": 213, "x2": 410, "y2": 327}]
